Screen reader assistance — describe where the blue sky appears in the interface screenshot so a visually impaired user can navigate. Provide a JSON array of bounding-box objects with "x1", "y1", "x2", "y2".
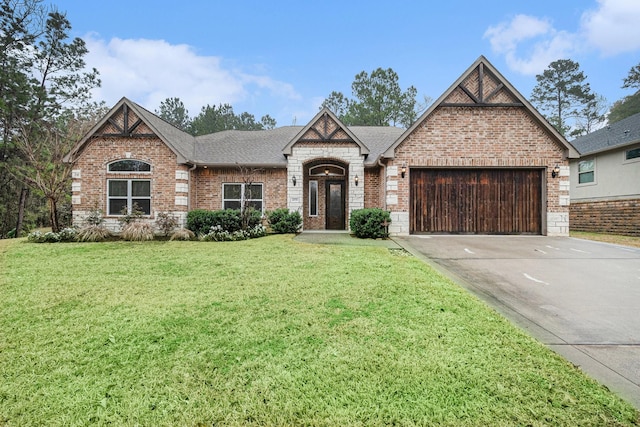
[{"x1": 52, "y1": 0, "x2": 640, "y2": 127}]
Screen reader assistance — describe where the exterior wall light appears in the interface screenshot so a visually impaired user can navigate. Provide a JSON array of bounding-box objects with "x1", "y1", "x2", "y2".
[
  {"x1": 354, "y1": 175, "x2": 359, "y2": 186},
  {"x1": 324, "y1": 168, "x2": 330, "y2": 176},
  {"x1": 551, "y1": 164, "x2": 560, "y2": 178},
  {"x1": 401, "y1": 162, "x2": 407, "y2": 178},
  {"x1": 292, "y1": 175, "x2": 297, "y2": 186}
]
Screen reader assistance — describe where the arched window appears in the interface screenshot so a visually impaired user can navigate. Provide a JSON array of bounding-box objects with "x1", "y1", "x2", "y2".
[
  {"x1": 108, "y1": 159, "x2": 151, "y2": 172},
  {"x1": 309, "y1": 164, "x2": 345, "y2": 176},
  {"x1": 107, "y1": 160, "x2": 152, "y2": 215}
]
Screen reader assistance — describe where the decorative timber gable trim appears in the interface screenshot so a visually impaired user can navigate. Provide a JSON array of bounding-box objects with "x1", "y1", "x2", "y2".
[
  {"x1": 440, "y1": 61, "x2": 524, "y2": 108},
  {"x1": 383, "y1": 55, "x2": 580, "y2": 159},
  {"x1": 282, "y1": 108, "x2": 370, "y2": 156},
  {"x1": 63, "y1": 97, "x2": 194, "y2": 164}
]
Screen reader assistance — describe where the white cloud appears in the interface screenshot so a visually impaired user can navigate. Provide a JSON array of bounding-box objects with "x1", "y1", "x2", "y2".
[
  {"x1": 83, "y1": 35, "x2": 300, "y2": 116},
  {"x1": 484, "y1": 15, "x2": 579, "y2": 75},
  {"x1": 485, "y1": 1, "x2": 640, "y2": 76},
  {"x1": 580, "y1": 0, "x2": 640, "y2": 56}
]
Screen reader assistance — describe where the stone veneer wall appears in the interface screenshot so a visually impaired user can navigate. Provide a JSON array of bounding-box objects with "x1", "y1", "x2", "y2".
[
  {"x1": 570, "y1": 198, "x2": 640, "y2": 236},
  {"x1": 287, "y1": 144, "x2": 365, "y2": 231},
  {"x1": 389, "y1": 106, "x2": 570, "y2": 236}
]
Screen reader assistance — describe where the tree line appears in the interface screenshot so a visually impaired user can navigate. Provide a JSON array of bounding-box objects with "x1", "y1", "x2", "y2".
[{"x1": 2, "y1": 0, "x2": 640, "y2": 238}]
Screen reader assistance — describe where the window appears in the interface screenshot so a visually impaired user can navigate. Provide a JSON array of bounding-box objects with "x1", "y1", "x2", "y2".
[
  {"x1": 107, "y1": 180, "x2": 151, "y2": 215},
  {"x1": 578, "y1": 159, "x2": 595, "y2": 184},
  {"x1": 625, "y1": 147, "x2": 640, "y2": 161},
  {"x1": 108, "y1": 159, "x2": 151, "y2": 172},
  {"x1": 309, "y1": 180, "x2": 318, "y2": 216},
  {"x1": 223, "y1": 183, "x2": 263, "y2": 212}
]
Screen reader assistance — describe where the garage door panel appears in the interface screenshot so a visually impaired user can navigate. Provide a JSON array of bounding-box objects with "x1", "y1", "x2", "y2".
[{"x1": 410, "y1": 169, "x2": 542, "y2": 234}]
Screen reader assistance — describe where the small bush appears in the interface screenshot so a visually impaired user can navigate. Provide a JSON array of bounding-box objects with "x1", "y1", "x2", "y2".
[
  {"x1": 267, "y1": 208, "x2": 302, "y2": 234},
  {"x1": 156, "y1": 212, "x2": 179, "y2": 236},
  {"x1": 201, "y1": 224, "x2": 267, "y2": 242},
  {"x1": 170, "y1": 228, "x2": 195, "y2": 241},
  {"x1": 27, "y1": 230, "x2": 46, "y2": 243},
  {"x1": 77, "y1": 225, "x2": 112, "y2": 242},
  {"x1": 186, "y1": 209, "x2": 261, "y2": 235},
  {"x1": 349, "y1": 208, "x2": 392, "y2": 239},
  {"x1": 58, "y1": 227, "x2": 78, "y2": 242},
  {"x1": 121, "y1": 222, "x2": 155, "y2": 241}
]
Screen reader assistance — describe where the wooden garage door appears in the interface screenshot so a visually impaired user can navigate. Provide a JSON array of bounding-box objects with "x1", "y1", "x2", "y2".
[{"x1": 411, "y1": 169, "x2": 542, "y2": 234}]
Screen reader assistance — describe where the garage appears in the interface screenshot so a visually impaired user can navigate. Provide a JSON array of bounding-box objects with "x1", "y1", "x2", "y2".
[{"x1": 410, "y1": 169, "x2": 543, "y2": 234}]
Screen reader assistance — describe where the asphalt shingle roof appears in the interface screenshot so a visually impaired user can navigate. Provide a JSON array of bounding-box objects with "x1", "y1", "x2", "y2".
[
  {"x1": 193, "y1": 125, "x2": 405, "y2": 166},
  {"x1": 571, "y1": 112, "x2": 640, "y2": 156}
]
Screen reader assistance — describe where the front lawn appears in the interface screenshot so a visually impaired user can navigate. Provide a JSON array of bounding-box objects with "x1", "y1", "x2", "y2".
[{"x1": 0, "y1": 236, "x2": 637, "y2": 426}]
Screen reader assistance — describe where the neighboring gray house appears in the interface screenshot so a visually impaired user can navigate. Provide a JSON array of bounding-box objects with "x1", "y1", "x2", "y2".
[{"x1": 570, "y1": 112, "x2": 640, "y2": 236}]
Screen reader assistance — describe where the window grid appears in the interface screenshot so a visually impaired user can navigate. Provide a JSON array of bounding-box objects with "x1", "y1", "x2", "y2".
[
  {"x1": 107, "y1": 179, "x2": 151, "y2": 215},
  {"x1": 222, "y1": 183, "x2": 263, "y2": 213}
]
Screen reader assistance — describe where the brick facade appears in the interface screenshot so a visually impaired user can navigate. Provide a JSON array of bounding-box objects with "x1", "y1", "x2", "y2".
[
  {"x1": 570, "y1": 199, "x2": 640, "y2": 237},
  {"x1": 70, "y1": 108, "x2": 190, "y2": 232}
]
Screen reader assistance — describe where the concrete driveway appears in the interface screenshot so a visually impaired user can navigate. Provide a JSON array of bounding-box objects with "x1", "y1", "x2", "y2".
[{"x1": 394, "y1": 235, "x2": 640, "y2": 409}]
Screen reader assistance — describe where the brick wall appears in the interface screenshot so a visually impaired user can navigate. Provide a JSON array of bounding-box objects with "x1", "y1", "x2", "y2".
[
  {"x1": 193, "y1": 167, "x2": 287, "y2": 212},
  {"x1": 570, "y1": 199, "x2": 640, "y2": 236}
]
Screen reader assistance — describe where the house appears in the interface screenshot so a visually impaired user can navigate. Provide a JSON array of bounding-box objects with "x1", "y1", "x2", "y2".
[
  {"x1": 64, "y1": 56, "x2": 578, "y2": 236},
  {"x1": 569, "y1": 112, "x2": 640, "y2": 236}
]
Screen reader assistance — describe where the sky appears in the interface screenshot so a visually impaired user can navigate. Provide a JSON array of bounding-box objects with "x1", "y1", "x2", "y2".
[{"x1": 50, "y1": 0, "x2": 640, "y2": 127}]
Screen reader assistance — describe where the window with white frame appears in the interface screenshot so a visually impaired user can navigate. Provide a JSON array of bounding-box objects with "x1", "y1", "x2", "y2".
[
  {"x1": 578, "y1": 159, "x2": 595, "y2": 184},
  {"x1": 309, "y1": 180, "x2": 318, "y2": 216},
  {"x1": 223, "y1": 183, "x2": 263, "y2": 212},
  {"x1": 107, "y1": 179, "x2": 151, "y2": 215}
]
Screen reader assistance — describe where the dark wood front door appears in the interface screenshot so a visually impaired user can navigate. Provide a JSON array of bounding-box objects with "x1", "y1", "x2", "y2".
[
  {"x1": 326, "y1": 181, "x2": 345, "y2": 230},
  {"x1": 411, "y1": 169, "x2": 542, "y2": 234}
]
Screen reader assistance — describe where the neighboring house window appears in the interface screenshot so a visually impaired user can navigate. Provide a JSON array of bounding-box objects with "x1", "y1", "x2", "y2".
[
  {"x1": 625, "y1": 147, "x2": 640, "y2": 161},
  {"x1": 108, "y1": 159, "x2": 151, "y2": 172},
  {"x1": 309, "y1": 180, "x2": 318, "y2": 216},
  {"x1": 578, "y1": 159, "x2": 595, "y2": 184},
  {"x1": 107, "y1": 180, "x2": 151, "y2": 215},
  {"x1": 223, "y1": 183, "x2": 263, "y2": 212}
]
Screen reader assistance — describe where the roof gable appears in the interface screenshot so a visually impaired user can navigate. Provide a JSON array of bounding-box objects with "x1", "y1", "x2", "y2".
[
  {"x1": 383, "y1": 56, "x2": 579, "y2": 159},
  {"x1": 282, "y1": 108, "x2": 370, "y2": 156},
  {"x1": 64, "y1": 97, "x2": 195, "y2": 163}
]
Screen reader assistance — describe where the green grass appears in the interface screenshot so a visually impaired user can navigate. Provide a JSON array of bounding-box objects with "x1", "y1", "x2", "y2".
[{"x1": 0, "y1": 235, "x2": 638, "y2": 426}]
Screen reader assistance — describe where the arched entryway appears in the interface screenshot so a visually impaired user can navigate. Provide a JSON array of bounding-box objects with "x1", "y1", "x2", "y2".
[{"x1": 303, "y1": 160, "x2": 348, "y2": 230}]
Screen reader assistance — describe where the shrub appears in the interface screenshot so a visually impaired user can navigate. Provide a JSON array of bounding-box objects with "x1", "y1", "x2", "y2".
[
  {"x1": 27, "y1": 230, "x2": 46, "y2": 243},
  {"x1": 201, "y1": 224, "x2": 267, "y2": 242},
  {"x1": 186, "y1": 209, "x2": 262, "y2": 235},
  {"x1": 121, "y1": 222, "x2": 155, "y2": 241},
  {"x1": 349, "y1": 208, "x2": 392, "y2": 239},
  {"x1": 170, "y1": 228, "x2": 195, "y2": 241},
  {"x1": 58, "y1": 227, "x2": 78, "y2": 242},
  {"x1": 77, "y1": 225, "x2": 112, "y2": 242},
  {"x1": 156, "y1": 212, "x2": 178, "y2": 236},
  {"x1": 267, "y1": 208, "x2": 302, "y2": 234},
  {"x1": 84, "y1": 203, "x2": 105, "y2": 226}
]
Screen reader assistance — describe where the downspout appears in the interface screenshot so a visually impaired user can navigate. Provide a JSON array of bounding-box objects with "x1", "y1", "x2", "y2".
[{"x1": 377, "y1": 157, "x2": 387, "y2": 210}]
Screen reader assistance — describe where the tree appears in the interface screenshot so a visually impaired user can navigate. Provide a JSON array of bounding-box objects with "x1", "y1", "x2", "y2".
[
  {"x1": 570, "y1": 94, "x2": 608, "y2": 138},
  {"x1": 321, "y1": 68, "x2": 420, "y2": 128},
  {"x1": 608, "y1": 63, "x2": 640, "y2": 123},
  {"x1": 0, "y1": 2, "x2": 101, "y2": 236},
  {"x1": 622, "y1": 63, "x2": 640, "y2": 90},
  {"x1": 189, "y1": 103, "x2": 277, "y2": 135},
  {"x1": 608, "y1": 92, "x2": 640, "y2": 124},
  {"x1": 156, "y1": 97, "x2": 190, "y2": 130},
  {"x1": 530, "y1": 59, "x2": 602, "y2": 137}
]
